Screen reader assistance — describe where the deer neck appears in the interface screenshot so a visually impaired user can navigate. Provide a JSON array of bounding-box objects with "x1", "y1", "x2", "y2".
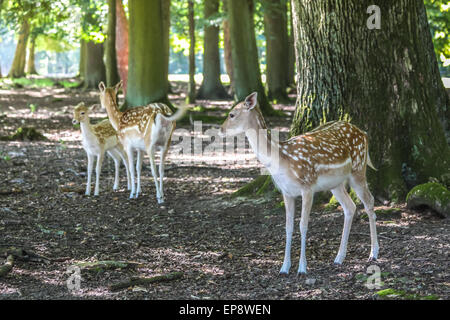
[
  {"x1": 101, "y1": 96, "x2": 122, "y2": 131},
  {"x1": 244, "y1": 110, "x2": 281, "y2": 171}
]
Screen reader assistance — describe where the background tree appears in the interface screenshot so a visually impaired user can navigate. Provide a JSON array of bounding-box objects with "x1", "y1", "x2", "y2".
[
  {"x1": 197, "y1": 0, "x2": 229, "y2": 100},
  {"x1": 126, "y1": 0, "x2": 171, "y2": 108},
  {"x1": 263, "y1": 0, "x2": 289, "y2": 102},
  {"x1": 290, "y1": 0, "x2": 450, "y2": 200},
  {"x1": 222, "y1": 0, "x2": 234, "y2": 95},
  {"x1": 115, "y1": 0, "x2": 129, "y2": 95},
  {"x1": 105, "y1": 0, "x2": 120, "y2": 86},
  {"x1": 187, "y1": 0, "x2": 196, "y2": 104},
  {"x1": 226, "y1": 0, "x2": 276, "y2": 116}
]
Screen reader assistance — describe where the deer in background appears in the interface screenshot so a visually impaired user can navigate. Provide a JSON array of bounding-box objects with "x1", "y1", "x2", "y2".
[
  {"x1": 98, "y1": 81, "x2": 186, "y2": 203},
  {"x1": 72, "y1": 102, "x2": 131, "y2": 196},
  {"x1": 219, "y1": 92, "x2": 379, "y2": 274}
]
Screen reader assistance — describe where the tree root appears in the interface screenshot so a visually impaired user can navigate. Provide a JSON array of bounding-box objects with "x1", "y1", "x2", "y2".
[{"x1": 109, "y1": 271, "x2": 184, "y2": 291}]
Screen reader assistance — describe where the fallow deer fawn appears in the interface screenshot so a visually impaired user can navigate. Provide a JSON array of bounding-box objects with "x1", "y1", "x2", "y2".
[
  {"x1": 98, "y1": 81, "x2": 186, "y2": 203},
  {"x1": 219, "y1": 92, "x2": 379, "y2": 274},
  {"x1": 72, "y1": 102, "x2": 131, "y2": 196}
]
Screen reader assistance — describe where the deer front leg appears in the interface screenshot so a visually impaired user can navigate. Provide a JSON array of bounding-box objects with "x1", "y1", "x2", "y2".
[
  {"x1": 116, "y1": 148, "x2": 131, "y2": 190},
  {"x1": 94, "y1": 152, "x2": 105, "y2": 196},
  {"x1": 280, "y1": 194, "x2": 295, "y2": 275},
  {"x1": 85, "y1": 153, "x2": 94, "y2": 196},
  {"x1": 298, "y1": 190, "x2": 313, "y2": 274}
]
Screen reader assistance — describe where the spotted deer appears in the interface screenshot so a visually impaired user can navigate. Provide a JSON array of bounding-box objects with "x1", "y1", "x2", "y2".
[
  {"x1": 219, "y1": 92, "x2": 379, "y2": 274},
  {"x1": 98, "y1": 81, "x2": 186, "y2": 203},
  {"x1": 72, "y1": 102, "x2": 131, "y2": 196}
]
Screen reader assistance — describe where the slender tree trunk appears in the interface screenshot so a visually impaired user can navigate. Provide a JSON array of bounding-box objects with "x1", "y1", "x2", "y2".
[
  {"x1": 187, "y1": 0, "x2": 196, "y2": 104},
  {"x1": 26, "y1": 33, "x2": 38, "y2": 75},
  {"x1": 83, "y1": 41, "x2": 106, "y2": 89},
  {"x1": 79, "y1": 39, "x2": 86, "y2": 78},
  {"x1": 286, "y1": 0, "x2": 295, "y2": 88},
  {"x1": 105, "y1": 0, "x2": 120, "y2": 86},
  {"x1": 197, "y1": 0, "x2": 229, "y2": 100},
  {"x1": 127, "y1": 0, "x2": 171, "y2": 108},
  {"x1": 161, "y1": 0, "x2": 171, "y2": 93},
  {"x1": 227, "y1": 0, "x2": 276, "y2": 116},
  {"x1": 264, "y1": 0, "x2": 289, "y2": 102},
  {"x1": 8, "y1": 19, "x2": 30, "y2": 78},
  {"x1": 290, "y1": 0, "x2": 450, "y2": 200},
  {"x1": 222, "y1": 0, "x2": 234, "y2": 95},
  {"x1": 116, "y1": 0, "x2": 129, "y2": 96}
]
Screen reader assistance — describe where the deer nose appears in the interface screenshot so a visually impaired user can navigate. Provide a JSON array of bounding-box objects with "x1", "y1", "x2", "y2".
[{"x1": 72, "y1": 119, "x2": 78, "y2": 124}]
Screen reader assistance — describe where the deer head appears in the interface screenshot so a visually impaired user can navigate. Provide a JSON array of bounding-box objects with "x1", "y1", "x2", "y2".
[{"x1": 219, "y1": 92, "x2": 265, "y2": 137}]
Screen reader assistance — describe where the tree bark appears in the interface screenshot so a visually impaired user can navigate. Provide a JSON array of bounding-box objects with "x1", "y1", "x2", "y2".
[
  {"x1": 264, "y1": 0, "x2": 289, "y2": 102},
  {"x1": 126, "y1": 0, "x2": 171, "y2": 108},
  {"x1": 8, "y1": 19, "x2": 30, "y2": 78},
  {"x1": 105, "y1": 0, "x2": 120, "y2": 86},
  {"x1": 83, "y1": 41, "x2": 106, "y2": 89},
  {"x1": 187, "y1": 0, "x2": 196, "y2": 104},
  {"x1": 290, "y1": 0, "x2": 450, "y2": 200},
  {"x1": 115, "y1": 0, "x2": 129, "y2": 96},
  {"x1": 227, "y1": 0, "x2": 276, "y2": 116},
  {"x1": 26, "y1": 33, "x2": 38, "y2": 75},
  {"x1": 197, "y1": 0, "x2": 229, "y2": 100},
  {"x1": 286, "y1": 0, "x2": 295, "y2": 88}
]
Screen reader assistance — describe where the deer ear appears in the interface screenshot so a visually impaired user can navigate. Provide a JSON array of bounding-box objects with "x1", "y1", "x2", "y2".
[
  {"x1": 99, "y1": 82, "x2": 106, "y2": 92},
  {"x1": 90, "y1": 104, "x2": 101, "y2": 112},
  {"x1": 244, "y1": 92, "x2": 258, "y2": 110},
  {"x1": 114, "y1": 80, "x2": 123, "y2": 93}
]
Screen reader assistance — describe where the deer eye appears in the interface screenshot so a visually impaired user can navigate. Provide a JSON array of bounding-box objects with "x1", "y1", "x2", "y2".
[
  {"x1": 80, "y1": 112, "x2": 85, "y2": 115},
  {"x1": 229, "y1": 113, "x2": 235, "y2": 119}
]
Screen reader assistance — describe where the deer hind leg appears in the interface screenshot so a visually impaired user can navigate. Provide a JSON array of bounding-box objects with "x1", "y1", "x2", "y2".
[
  {"x1": 116, "y1": 147, "x2": 131, "y2": 190},
  {"x1": 280, "y1": 194, "x2": 295, "y2": 275},
  {"x1": 147, "y1": 144, "x2": 163, "y2": 204},
  {"x1": 331, "y1": 183, "x2": 356, "y2": 265},
  {"x1": 107, "y1": 149, "x2": 121, "y2": 191},
  {"x1": 158, "y1": 147, "x2": 167, "y2": 203},
  {"x1": 298, "y1": 190, "x2": 313, "y2": 274},
  {"x1": 349, "y1": 174, "x2": 379, "y2": 261},
  {"x1": 135, "y1": 150, "x2": 143, "y2": 198},
  {"x1": 126, "y1": 146, "x2": 136, "y2": 199}
]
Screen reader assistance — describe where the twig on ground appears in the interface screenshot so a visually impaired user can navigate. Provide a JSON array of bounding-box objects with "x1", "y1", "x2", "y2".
[{"x1": 109, "y1": 271, "x2": 184, "y2": 291}]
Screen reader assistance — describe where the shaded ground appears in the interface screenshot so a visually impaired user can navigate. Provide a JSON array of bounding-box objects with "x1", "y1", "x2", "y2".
[{"x1": 0, "y1": 79, "x2": 448, "y2": 300}]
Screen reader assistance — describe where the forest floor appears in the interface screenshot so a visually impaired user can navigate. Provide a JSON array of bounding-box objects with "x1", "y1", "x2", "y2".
[{"x1": 0, "y1": 78, "x2": 448, "y2": 300}]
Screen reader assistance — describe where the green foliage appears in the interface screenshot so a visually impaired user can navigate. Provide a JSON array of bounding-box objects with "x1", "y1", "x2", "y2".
[{"x1": 424, "y1": 0, "x2": 450, "y2": 73}]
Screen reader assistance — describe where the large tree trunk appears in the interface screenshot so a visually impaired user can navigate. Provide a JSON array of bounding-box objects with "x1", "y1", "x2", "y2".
[
  {"x1": 126, "y1": 0, "x2": 171, "y2": 108},
  {"x1": 26, "y1": 33, "x2": 38, "y2": 75},
  {"x1": 105, "y1": 0, "x2": 120, "y2": 86},
  {"x1": 197, "y1": 0, "x2": 229, "y2": 100},
  {"x1": 222, "y1": 0, "x2": 234, "y2": 95},
  {"x1": 115, "y1": 0, "x2": 129, "y2": 96},
  {"x1": 227, "y1": 0, "x2": 276, "y2": 116},
  {"x1": 8, "y1": 19, "x2": 30, "y2": 78},
  {"x1": 83, "y1": 41, "x2": 106, "y2": 89},
  {"x1": 290, "y1": 0, "x2": 450, "y2": 200},
  {"x1": 264, "y1": 0, "x2": 289, "y2": 102},
  {"x1": 187, "y1": 0, "x2": 196, "y2": 104}
]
